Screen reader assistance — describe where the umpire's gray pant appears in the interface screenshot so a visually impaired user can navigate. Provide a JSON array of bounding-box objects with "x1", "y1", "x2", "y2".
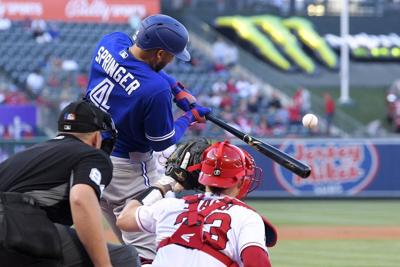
[
  {"x1": 101, "y1": 153, "x2": 160, "y2": 260},
  {"x1": 0, "y1": 224, "x2": 140, "y2": 267}
]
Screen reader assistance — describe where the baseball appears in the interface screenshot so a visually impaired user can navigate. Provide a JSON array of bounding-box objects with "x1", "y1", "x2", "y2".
[{"x1": 302, "y1": 113, "x2": 318, "y2": 128}]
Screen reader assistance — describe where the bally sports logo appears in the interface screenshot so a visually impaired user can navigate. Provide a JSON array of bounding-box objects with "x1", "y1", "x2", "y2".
[{"x1": 273, "y1": 141, "x2": 379, "y2": 196}]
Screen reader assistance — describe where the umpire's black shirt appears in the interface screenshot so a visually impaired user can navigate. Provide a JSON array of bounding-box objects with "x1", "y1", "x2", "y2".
[{"x1": 0, "y1": 134, "x2": 113, "y2": 226}]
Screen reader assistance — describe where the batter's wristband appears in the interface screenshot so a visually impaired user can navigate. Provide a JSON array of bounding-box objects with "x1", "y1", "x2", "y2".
[
  {"x1": 171, "y1": 82, "x2": 185, "y2": 95},
  {"x1": 175, "y1": 91, "x2": 196, "y2": 103},
  {"x1": 191, "y1": 108, "x2": 206, "y2": 123}
]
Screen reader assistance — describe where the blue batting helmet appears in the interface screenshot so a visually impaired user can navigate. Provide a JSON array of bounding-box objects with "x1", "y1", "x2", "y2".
[{"x1": 134, "y1": 14, "x2": 191, "y2": 61}]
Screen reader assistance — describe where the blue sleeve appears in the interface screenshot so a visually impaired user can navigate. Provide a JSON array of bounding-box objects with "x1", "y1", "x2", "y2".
[
  {"x1": 158, "y1": 70, "x2": 177, "y2": 88},
  {"x1": 144, "y1": 89, "x2": 190, "y2": 151}
]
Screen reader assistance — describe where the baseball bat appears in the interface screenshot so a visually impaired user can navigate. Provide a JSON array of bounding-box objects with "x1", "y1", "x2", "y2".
[{"x1": 205, "y1": 113, "x2": 311, "y2": 178}]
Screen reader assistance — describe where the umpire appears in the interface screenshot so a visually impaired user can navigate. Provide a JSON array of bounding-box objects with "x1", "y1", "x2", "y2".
[{"x1": 0, "y1": 100, "x2": 140, "y2": 267}]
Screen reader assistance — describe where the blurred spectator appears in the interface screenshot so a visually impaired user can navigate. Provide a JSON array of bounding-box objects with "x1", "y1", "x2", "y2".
[
  {"x1": 7, "y1": 92, "x2": 28, "y2": 105},
  {"x1": 276, "y1": 106, "x2": 290, "y2": 127},
  {"x1": 255, "y1": 116, "x2": 273, "y2": 136},
  {"x1": 62, "y1": 59, "x2": 79, "y2": 72},
  {"x1": 226, "y1": 78, "x2": 238, "y2": 94},
  {"x1": 212, "y1": 38, "x2": 229, "y2": 64},
  {"x1": 76, "y1": 72, "x2": 89, "y2": 93},
  {"x1": 324, "y1": 92, "x2": 335, "y2": 136},
  {"x1": 293, "y1": 87, "x2": 311, "y2": 115},
  {"x1": 26, "y1": 69, "x2": 45, "y2": 96},
  {"x1": 236, "y1": 78, "x2": 259, "y2": 99},
  {"x1": 0, "y1": 16, "x2": 11, "y2": 31},
  {"x1": 211, "y1": 37, "x2": 238, "y2": 69},
  {"x1": 385, "y1": 79, "x2": 400, "y2": 124},
  {"x1": 235, "y1": 112, "x2": 252, "y2": 133},
  {"x1": 238, "y1": 98, "x2": 248, "y2": 113},
  {"x1": 199, "y1": 92, "x2": 222, "y2": 109},
  {"x1": 21, "y1": 16, "x2": 32, "y2": 31},
  {"x1": 129, "y1": 15, "x2": 141, "y2": 31},
  {"x1": 220, "y1": 92, "x2": 233, "y2": 110},
  {"x1": 296, "y1": 87, "x2": 311, "y2": 115},
  {"x1": 288, "y1": 104, "x2": 302, "y2": 129},
  {"x1": 267, "y1": 91, "x2": 283, "y2": 110},
  {"x1": 212, "y1": 78, "x2": 227, "y2": 94},
  {"x1": 30, "y1": 19, "x2": 52, "y2": 43},
  {"x1": 248, "y1": 94, "x2": 260, "y2": 113}
]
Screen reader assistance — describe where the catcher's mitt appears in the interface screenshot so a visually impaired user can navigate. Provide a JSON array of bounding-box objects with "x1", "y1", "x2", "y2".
[{"x1": 165, "y1": 138, "x2": 211, "y2": 191}]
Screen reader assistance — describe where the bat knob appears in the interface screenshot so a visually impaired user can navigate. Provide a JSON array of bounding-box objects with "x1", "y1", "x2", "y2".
[{"x1": 300, "y1": 166, "x2": 311, "y2": 178}]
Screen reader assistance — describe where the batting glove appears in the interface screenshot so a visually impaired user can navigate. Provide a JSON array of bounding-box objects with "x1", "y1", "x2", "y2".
[
  {"x1": 172, "y1": 82, "x2": 197, "y2": 112},
  {"x1": 184, "y1": 103, "x2": 211, "y2": 123}
]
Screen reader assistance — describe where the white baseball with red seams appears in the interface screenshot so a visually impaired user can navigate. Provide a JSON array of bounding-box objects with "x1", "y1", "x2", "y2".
[{"x1": 302, "y1": 113, "x2": 318, "y2": 128}]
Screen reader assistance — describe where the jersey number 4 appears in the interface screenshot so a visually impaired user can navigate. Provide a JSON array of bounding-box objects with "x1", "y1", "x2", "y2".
[{"x1": 89, "y1": 78, "x2": 114, "y2": 111}]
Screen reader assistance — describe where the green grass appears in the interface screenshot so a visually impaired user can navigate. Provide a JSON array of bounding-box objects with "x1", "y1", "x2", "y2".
[
  {"x1": 246, "y1": 200, "x2": 400, "y2": 267},
  {"x1": 269, "y1": 240, "x2": 400, "y2": 267},
  {"x1": 247, "y1": 200, "x2": 400, "y2": 225}
]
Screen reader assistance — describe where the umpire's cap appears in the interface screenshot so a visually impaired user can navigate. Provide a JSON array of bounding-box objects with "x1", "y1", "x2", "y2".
[
  {"x1": 58, "y1": 100, "x2": 115, "y2": 133},
  {"x1": 133, "y1": 14, "x2": 191, "y2": 62},
  {"x1": 58, "y1": 100, "x2": 117, "y2": 154}
]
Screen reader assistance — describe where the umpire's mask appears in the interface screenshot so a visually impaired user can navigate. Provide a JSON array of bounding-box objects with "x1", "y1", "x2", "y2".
[{"x1": 58, "y1": 100, "x2": 118, "y2": 155}]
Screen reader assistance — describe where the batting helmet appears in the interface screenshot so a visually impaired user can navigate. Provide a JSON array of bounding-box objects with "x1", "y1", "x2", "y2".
[
  {"x1": 198, "y1": 141, "x2": 262, "y2": 199},
  {"x1": 133, "y1": 14, "x2": 191, "y2": 62}
]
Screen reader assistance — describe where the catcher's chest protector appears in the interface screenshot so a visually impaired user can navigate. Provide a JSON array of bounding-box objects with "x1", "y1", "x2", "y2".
[{"x1": 158, "y1": 195, "x2": 239, "y2": 267}]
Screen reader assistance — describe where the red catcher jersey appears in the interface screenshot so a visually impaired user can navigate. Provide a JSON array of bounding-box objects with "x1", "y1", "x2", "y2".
[{"x1": 136, "y1": 193, "x2": 268, "y2": 267}]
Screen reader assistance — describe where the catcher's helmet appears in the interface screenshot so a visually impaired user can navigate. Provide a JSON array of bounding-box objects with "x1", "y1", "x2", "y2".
[
  {"x1": 198, "y1": 141, "x2": 262, "y2": 199},
  {"x1": 133, "y1": 14, "x2": 190, "y2": 61}
]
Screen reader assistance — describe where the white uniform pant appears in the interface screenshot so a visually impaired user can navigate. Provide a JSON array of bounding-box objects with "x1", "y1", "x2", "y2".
[{"x1": 101, "y1": 153, "x2": 159, "y2": 260}]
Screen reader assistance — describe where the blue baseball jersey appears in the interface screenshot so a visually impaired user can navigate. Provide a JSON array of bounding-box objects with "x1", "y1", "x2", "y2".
[{"x1": 86, "y1": 32, "x2": 178, "y2": 157}]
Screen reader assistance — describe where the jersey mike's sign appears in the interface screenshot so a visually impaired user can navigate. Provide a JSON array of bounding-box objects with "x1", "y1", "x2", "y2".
[
  {"x1": 273, "y1": 141, "x2": 379, "y2": 196},
  {"x1": 0, "y1": 0, "x2": 160, "y2": 23}
]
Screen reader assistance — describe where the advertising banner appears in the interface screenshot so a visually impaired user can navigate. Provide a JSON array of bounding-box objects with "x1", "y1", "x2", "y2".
[
  {"x1": 1, "y1": 136, "x2": 399, "y2": 197},
  {"x1": 0, "y1": 105, "x2": 37, "y2": 140},
  {"x1": 0, "y1": 0, "x2": 160, "y2": 23},
  {"x1": 244, "y1": 139, "x2": 400, "y2": 198}
]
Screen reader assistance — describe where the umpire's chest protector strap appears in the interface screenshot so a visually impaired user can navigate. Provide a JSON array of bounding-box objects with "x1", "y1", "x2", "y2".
[{"x1": 0, "y1": 192, "x2": 62, "y2": 259}]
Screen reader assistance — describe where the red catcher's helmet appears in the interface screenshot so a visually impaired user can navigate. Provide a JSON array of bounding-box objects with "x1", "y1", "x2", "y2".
[{"x1": 198, "y1": 141, "x2": 262, "y2": 199}]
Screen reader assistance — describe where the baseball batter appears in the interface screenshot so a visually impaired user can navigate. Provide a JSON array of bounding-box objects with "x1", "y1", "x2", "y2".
[
  {"x1": 85, "y1": 14, "x2": 211, "y2": 262},
  {"x1": 117, "y1": 140, "x2": 278, "y2": 267}
]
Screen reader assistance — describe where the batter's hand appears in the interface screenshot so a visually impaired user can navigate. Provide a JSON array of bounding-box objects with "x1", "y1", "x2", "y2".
[
  {"x1": 172, "y1": 82, "x2": 196, "y2": 112},
  {"x1": 186, "y1": 104, "x2": 211, "y2": 123}
]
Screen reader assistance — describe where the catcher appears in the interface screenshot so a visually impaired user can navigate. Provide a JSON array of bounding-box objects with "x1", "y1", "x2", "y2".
[{"x1": 117, "y1": 138, "x2": 278, "y2": 267}]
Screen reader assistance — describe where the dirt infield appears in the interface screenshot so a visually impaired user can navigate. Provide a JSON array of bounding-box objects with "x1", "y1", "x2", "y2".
[
  {"x1": 105, "y1": 226, "x2": 400, "y2": 242},
  {"x1": 278, "y1": 226, "x2": 400, "y2": 240}
]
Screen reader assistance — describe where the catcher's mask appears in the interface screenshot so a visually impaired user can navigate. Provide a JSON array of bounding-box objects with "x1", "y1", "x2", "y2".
[
  {"x1": 58, "y1": 100, "x2": 117, "y2": 155},
  {"x1": 198, "y1": 141, "x2": 262, "y2": 199}
]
